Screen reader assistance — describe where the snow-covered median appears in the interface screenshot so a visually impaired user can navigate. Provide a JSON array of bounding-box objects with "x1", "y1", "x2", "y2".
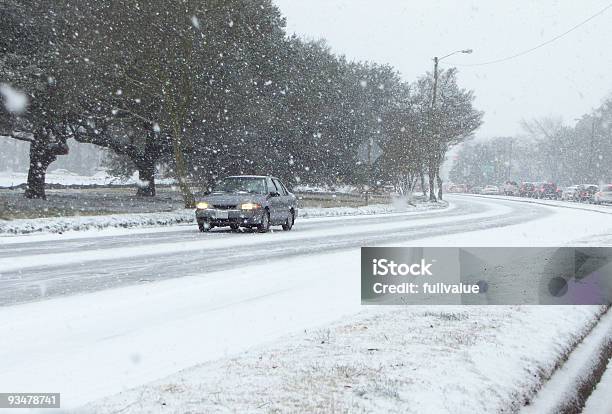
[
  {"x1": 0, "y1": 209, "x2": 196, "y2": 235},
  {"x1": 0, "y1": 170, "x2": 175, "y2": 188},
  {"x1": 0, "y1": 202, "x2": 447, "y2": 235},
  {"x1": 82, "y1": 306, "x2": 606, "y2": 414}
]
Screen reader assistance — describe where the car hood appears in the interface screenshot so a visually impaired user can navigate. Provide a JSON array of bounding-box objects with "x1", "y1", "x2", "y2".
[{"x1": 199, "y1": 193, "x2": 267, "y2": 206}]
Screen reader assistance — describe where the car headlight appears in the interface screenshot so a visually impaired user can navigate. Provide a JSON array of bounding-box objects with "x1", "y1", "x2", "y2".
[
  {"x1": 196, "y1": 202, "x2": 210, "y2": 209},
  {"x1": 240, "y1": 202, "x2": 261, "y2": 210}
]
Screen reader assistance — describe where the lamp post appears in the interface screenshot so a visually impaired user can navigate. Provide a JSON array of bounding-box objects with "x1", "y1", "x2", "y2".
[
  {"x1": 429, "y1": 49, "x2": 472, "y2": 201},
  {"x1": 431, "y1": 49, "x2": 472, "y2": 109}
]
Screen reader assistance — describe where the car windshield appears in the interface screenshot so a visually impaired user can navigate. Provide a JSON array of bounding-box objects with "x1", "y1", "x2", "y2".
[{"x1": 212, "y1": 177, "x2": 266, "y2": 194}]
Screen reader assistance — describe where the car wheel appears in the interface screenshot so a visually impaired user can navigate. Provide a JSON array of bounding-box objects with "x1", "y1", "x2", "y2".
[
  {"x1": 230, "y1": 224, "x2": 240, "y2": 231},
  {"x1": 258, "y1": 211, "x2": 270, "y2": 233},
  {"x1": 198, "y1": 222, "x2": 211, "y2": 232},
  {"x1": 282, "y1": 211, "x2": 294, "y2": 231}
]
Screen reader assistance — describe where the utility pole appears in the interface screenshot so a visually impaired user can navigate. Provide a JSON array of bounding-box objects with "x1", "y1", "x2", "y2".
[
  {"x1": 365, "y1": 137, "x2": 372, "y2": 206},
  {"x1": 590, "y1": 117, "x2": 596, "y2": 183},
  {"x1": 429, "y1": 49, "x2": 472, "y2": 201},
  {"x1": 507, "y1": 139, "x2": 513, "y2": 180},
  {"x1": 431, "y1": 56, "x2": 439, "y2": 109}
]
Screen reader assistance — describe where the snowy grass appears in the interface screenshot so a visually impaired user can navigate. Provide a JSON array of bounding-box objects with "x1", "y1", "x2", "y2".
[
  {"x1": 0, "y1": 209, "x2": 196, "y2": 235},
  {"x1": 583, "y1": 357, "x2": 612, "y2": 413},
  {"x1": 81, "y1": 306, "x2": 606, "y2": 414},
  {"x1": 0, "y1": 170, "x2": 176, "y2": 188},
  {"x1": 0, "y1": 200, "x2": 447, "y2": 235}
]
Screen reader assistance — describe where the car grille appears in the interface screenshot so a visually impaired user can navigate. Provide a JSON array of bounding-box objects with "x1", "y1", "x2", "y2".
[{"x1": 213, "y1": 204, "x2": 237, "y2": 210}]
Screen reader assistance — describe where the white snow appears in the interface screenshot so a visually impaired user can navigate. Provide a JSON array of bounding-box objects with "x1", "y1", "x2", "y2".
[
  {"x1": 83, "y1": 306, "x2": 605, "y2": 414},
  {"x1": 0, "y1": 170, "x2": 175, "y2": 188},
  {"x1": 0, "y1": 203, "x2": 459, "y2": 270},
  {"x1": 523, "y1": 309, "x2": 612, "y2": 414},
  {"x1": 0, "y1": 209, "x2": 196, "y2": 235},
  {"x1": 463, "y1": 193, "x2": 612, "y2": 215},
  {"x1": 1, "y1": 196, "x2": 611, "y2": 412},
  {"x1": 293, "y1": 183, "x2": 358, "y2": 194},
  {"x1": 409, "y1": 198, "x2": 612, "y2": 248},
  {"x1": 0, "y1": 200, "x2": 448, "y2": 235},
  {"x1": 583, "y1": 357, "x2": 612, "y2": 414},
  {"x1": 0, "y1": 250, "x2": 364, "y2": 409},
  {"x1": 0, "y1": 83, "x2": 28, "y2": 113},
  {"x1": 190, "y1": 15, "x2": 200, "y2": 29}
]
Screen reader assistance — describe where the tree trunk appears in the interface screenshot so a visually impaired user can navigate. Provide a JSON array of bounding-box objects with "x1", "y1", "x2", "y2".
[
  {"x1": 25, "y1": 146, "x2": 48, "y2": 199},
  {"x1": 136, "y1": 160, "x2": 156, "y2": 197},
  {"x1": 24, "y1": 131, "x2": 68, "y2": 200},
  {"x1": 135, "y1": 130, "x2": 161, "y2": 197},
  {"x1": 419, "y1": 167, "x2": 427, "y2": 197},
  {"x1": 436, "y1": 170, "x2": 443, "y2": 201},
  {"x1": 172, "y1": 121, "x2": 195, "y2": 208},
  {"x1": 428, "y1": 165, "x2": 437, "y2": 202}
]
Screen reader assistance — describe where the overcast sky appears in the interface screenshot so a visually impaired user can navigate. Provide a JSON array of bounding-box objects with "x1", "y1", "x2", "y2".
[{"x1": 274, "y1": 0, "x2": 612, "y2": 140}]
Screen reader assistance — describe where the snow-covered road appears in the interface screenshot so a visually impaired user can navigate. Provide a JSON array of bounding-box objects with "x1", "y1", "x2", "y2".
[
  {"x1": 0, "y1": 195, "x2": 611, "y2": 410},
  {"x1": 0, "y1": 197, "x2": 535, "y2": 305}
]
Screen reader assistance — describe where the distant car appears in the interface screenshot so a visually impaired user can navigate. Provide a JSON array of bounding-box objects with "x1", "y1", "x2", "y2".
[
  {"x1": 519, "y1": 182, "x2": 536, "y2": 197},
  {"x1": 470, "y1": 186, "x2": 483, "y2": 195},
  {"x1": 448, "y1": 184, "x2": 468, "y2": 193},
  {"x1": 576, "y1": 184, "x2": 599, "y2": 203},
  {"x1": 594, "y1": 184, "x2": 612, "y2": 205},
  {"x1": 195, "y1": 175, "x2": 297, "y2": 232},
  {"x1": 481, "y1": 185, "x2": 500, "y2": 195},
  {"x1": 503, "y1": 180, "x2": 519, "y2": 196},
  {"x1": 561, "y1": 185, "x2": 579, "y2": 201},
  {"x1": 533, "y1": 182, "x2": 559, "y2": 199}
]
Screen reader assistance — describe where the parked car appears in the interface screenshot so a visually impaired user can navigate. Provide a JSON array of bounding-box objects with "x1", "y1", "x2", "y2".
[
  {"x1": 470, "y1": 186, "x2": 483, "y2": 195},
  {"x1": 576, "y1": 184, "x2": 599, "y2": 203},
  {"x1": 561, "y1": 185, "x2": 580, "y2": 201},
  {"x1": 195, "y1": 175, "x2": 297, "y2": 232},
  {"x1": 481, "y1": 185, "x2": 500, "y2": 195},
  {"x1": 503, "y1": 180, "x2": 519, "y2": 196},
  {"x1": 533, "y1": 182, "x2": 559, "y2": 199},
  {"x1": 593, "y1": 184, "x2": 612, "y2": 205},
  {"x1": 448, "y1": 184, "x2": 469, "y2": 193},
  {"x1": 519, "y1": 182, "x2": 536, "y2": 197}
]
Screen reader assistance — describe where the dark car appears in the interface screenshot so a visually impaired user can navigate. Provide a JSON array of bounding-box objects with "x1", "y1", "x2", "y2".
[
  {"x1": 519, "y1": 182, "x2": 536, "y2": 197},
  {"x1": 195, "y1": 175, "x2": 298, "y2": 232},
  {"x1": 533, "y1": 182, "x2": 559, "y2": 199}
]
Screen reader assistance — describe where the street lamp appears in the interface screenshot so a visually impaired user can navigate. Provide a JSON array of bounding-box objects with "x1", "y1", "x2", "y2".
[
  {"x1": 432, "y1": 49, "x2": 472, "y2": 108},
  {"x1": 429, "y1": 48, "x2": 472, "y2": 201}
]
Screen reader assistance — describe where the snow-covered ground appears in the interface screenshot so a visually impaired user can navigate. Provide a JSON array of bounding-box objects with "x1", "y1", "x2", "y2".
[
  {"x1": 584, "y1": 357, "x2": 612, "y2": 414},
  {"x1": 83, "y1": 306, "x2": 605, "y2": 414},
  {"x1": 1, "y1": 195, "x2": 611, "y2": 412},
  {"x1": 462, "y1": 193, "x2": 612, "y2": 214},
  {"x1": 0, "y1": 201, "x2": 446, "y2": 235},
  {"x1": 523, "y1": 308, "x2": 612, "y2": 414},
  {"x1": 0, "y1": 169, "x2": 175, "y2": 187},
  {"x1": 293, "y1": 183, "x2": 358, "y2": 194}
]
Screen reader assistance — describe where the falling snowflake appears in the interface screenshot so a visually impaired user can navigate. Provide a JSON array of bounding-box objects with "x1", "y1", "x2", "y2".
[
  {"x1": 0, "y1": 83, "x2": 28, "y2": 113},
  {"x1": 191, "y1": 16, "x2": 200, "y2": 29}
]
